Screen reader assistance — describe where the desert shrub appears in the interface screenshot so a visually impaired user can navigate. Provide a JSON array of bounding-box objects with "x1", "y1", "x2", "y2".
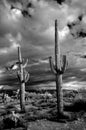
[
  {"x1": 0, "y1": 113, "x2": 26, "y2": 129},
  {"x1": 0, "y1": 119, "x2": 4, "y2": 130},
  {"x1": 64, "y1": 98, "x2": 86, "y2": 112},
  {"x1": 3, "y1": 117, "x2": 17, "y2": 129},
  {"x1": 62, "y1": 119, "x2": 86, "y2": 130}
]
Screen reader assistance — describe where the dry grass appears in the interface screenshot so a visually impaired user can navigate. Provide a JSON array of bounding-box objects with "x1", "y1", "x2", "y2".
[{"x1": 0, "y1": 89, "x2": 86, "y2": 130}]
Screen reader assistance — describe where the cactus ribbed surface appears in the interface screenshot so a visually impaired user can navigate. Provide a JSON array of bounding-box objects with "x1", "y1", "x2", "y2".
[
  {"x1": 18, "y1": 46, "x2": 25, "y2": 112},
  {"x1": 49, "y1": 20, "x2": 67, "y2": 118},
  {"x1": 55, "y1": 19, "x2": 63, "y2": 116}
]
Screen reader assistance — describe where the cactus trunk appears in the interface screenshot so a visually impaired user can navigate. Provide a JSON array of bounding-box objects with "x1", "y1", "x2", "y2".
[
  {"x1": 18, "y1": 46, "x2": 25, "y2": 112},
  {"x1": 55, "y1": 20, "x2": 63, "y2": 116}
]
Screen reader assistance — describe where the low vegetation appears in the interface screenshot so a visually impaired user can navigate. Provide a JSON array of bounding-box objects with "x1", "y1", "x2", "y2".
[{"x1": 0, "y1": 89, "x2": 86, "y2": 130}]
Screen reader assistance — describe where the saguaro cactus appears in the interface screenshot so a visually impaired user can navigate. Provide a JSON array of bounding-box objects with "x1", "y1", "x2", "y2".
[
  {"x1": 17, "y1": 46, "x2": 29, "y2": 112},
  {"x1": 49, "y1": 20, "x2": 67, "y2": 117}
]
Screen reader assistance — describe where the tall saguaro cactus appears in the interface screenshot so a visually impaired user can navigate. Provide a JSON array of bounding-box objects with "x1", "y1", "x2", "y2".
[
  {"x1": 18, "y1": 46, "x2": 25, "y2": 112},
  {"x1": 49, "y1": 20, "x2": 67, "y2": 117},
  {"x1": 6, "y1": 46, "x2": 29, "y2": 112},
  {"x1": 17, "y1": 46, "x2": 29, "y2": 112}
]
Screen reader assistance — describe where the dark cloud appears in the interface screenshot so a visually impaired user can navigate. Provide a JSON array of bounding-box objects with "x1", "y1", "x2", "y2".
[
  {"x1": 0, "y1": 0, "x2": 86, "y2": 67},
  {"x1": 67, "y1": 14, "x2": 86, "y2": 38},
  {"x1": 54, "y1": 0, "x2": 66, "y2": 5}
]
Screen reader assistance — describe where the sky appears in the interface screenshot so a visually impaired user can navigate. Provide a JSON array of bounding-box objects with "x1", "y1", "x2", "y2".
[{"x1": 0, "y1": 0, "x2": 86, "y2": 67}]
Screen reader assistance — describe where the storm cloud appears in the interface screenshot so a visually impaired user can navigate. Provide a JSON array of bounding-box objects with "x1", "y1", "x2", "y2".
[{"x1": 0, "y1": 0, "x2": 86, "y2": 66}]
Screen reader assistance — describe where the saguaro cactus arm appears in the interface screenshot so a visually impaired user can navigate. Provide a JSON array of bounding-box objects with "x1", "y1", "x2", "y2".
[
  {"x1": 49, "y1": 56, "x2": 57, "y2": 74},
  {"x1": 61, "y1": 55, "x2": 67, "y2": 74},
  {"x1": 49, "y1": 55, "x2": 67, "y2": 74},
  {"x1": 17, "y1": 71, "x2": 21, "y2": 82},
  {"x1": 23, "y1": 59, "x2": 28, "y2": 68},
  {"x1": 17, "y1": 69, "x2": 30, "y2": 83},
  {"x1": 24, "y1": 69, "x2": 30, "y2": 83}
]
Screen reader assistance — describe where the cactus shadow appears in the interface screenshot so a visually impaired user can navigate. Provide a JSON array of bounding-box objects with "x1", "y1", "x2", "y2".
[{"x1": 64, "y1": 99, "x2": 86, "y2": 112}]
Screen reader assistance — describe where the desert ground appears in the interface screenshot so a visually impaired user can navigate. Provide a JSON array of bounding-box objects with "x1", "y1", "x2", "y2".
[
  {"x1": 1, "y1": 0, "x2": 86, "y2": 130},
  {"x1": 0, "y1": 88, "x2": 86, "y2": 130},
  {"x1": 0, "y1": 67, "x2": 86, "y2": 130}
]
